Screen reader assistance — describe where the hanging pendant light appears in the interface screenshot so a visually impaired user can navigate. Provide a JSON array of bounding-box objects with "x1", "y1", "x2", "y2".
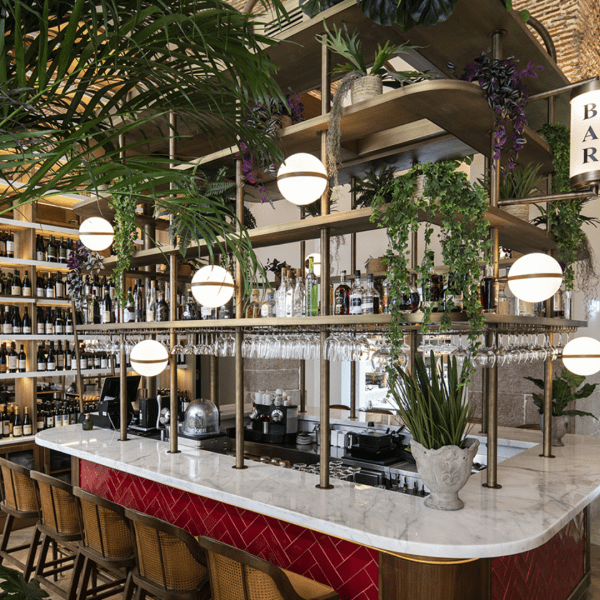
[
  {"x1": 570, "y1": 79, "x2": 600, "y2": 189},
  {"x1": 277, "y1": 153, "x2": 328, "y2": 206},
  {"x1": 79, "y1": 217, "x2": 114, "y2": 251},
  {"x1": 562, "y1": 337, "x2": 600, "y2": 376},
  {"x1": 191, "y1": 265, "x2": 234, "y2": 308},
  {"x1": 507, "y1": 253, "x2": 563, "y2": 303},
  {"x1": 130, "y1": 340, "x2": 169, "y2": 377}
]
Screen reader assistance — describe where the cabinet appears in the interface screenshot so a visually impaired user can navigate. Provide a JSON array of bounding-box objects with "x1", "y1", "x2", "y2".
[{"x1": 73, "y1": 0, "x2": 586, "y2": 487}]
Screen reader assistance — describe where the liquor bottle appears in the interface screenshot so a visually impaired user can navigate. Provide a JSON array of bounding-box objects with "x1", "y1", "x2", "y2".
[
  {"x1": 156, "y1": 289, "x2": 169, "y2": 322},
  {"x1": 124, "y1": 287, "x2": 135, "y2": 323},
  {"x1": 516, "y1": 297, "x2": 534, "y2": 317},
  {"x1": 22, "y1": 271, "x2": 32, "y2": 297},
  {"x1": 93, "y1": 275, "x2": 101, "y2": 299},
  {"x1": 292, "y1": 270, "x2": 305, "y2": 317},
  {"x1": 285, "y1": 270, "x2": 295, "y2": 317},
  {"x1": 497, "y1": 272, "x2": 513, "y2": 316},
  {"x1": 334, "y1": 270, "x2": 351, "y2": 316},
  {"x1": 65, "y1": 342, "x2": 72, "y2": 370},
  {"x1": 481, "y1": 264, "x2": 497, "y2": 313},
  {"x1": 11, "y1": 270, "x2": 21, "y2": 296},
  {"x1": 146, "y1": 281, "x2": 156, "y2": 322},
  {"x1": 22, "y1": 407, "x2": 32, "y2": 436},
  {"x1": 182, "y1": 291, "x2": 196, "y2": 320},
  {"x1": 12, "y1": 306, "x2": 21, "y2": 334},
  {"x1": 55, "y1": 273, "x2": 64, "y2": 298},
  {"x1": 304, "y1": 260, "x2": 319, "y2": 317},
  {"x1": 22, "y1": 307, "x2": 31, "y2": 334},
  {"x1": 2, "y1": 306, "x2": 12, "y2": 335},
  {"x1": 349, "y1": 270, "x2": 363, "y2": 316},
  {"x1": 6, "y1": 233, "x2": 14, "y2": 259},
  {"x1": 133, "y1": 279, "x2": 143, "y2": 322},
  {"x1": 260, "y1": 291, "x2": 276, "y2": 318},
  {"x1": 37, "y1": 345, "x2": 46, "y2": 372},
  {"x1": 101, "y1": 291, "x2": 112, "y2": 324},
  {"x1": 219, "y1": 300, "x2": 231, "y2": 320},
  {"x1": 58, "y1": 237, "x2": 67, "y2": 264},
  {"x1": 245, "y1": 289, "x2": 260, "y2": 318},
  {"x1": 362, "y1": 274, "x2": 380, "y2": 314},
  {"x1": 275, "y1": 269, "x2": 288, "y2": 318},
  {"x1": 18, "y1": 345, "x2": 26, "y2": 373},
  {"x1": 65, "y1": 310, "x2": 74, "y2": 334},
  {"x1": 47, "y1": 235, "x2": 57, "y2": 262},
  {"x1": 56, "y1": 342, "x2": 64, "y2": 371},
  {"x1": 12, "y1": 409, "x2": 22, "y2": 438},
  {"x1": 46, "y1": 342, "x2": 57, "y2": 372},
  {"x1": 421, "y1": 253, "x2": 442, "y2": 312},
  {"x1": 36, "y1": 235, "x2": 45, "y2": 261},
  {"x1": 36, "y1": 273, "x2": 44, "y2": 298}
]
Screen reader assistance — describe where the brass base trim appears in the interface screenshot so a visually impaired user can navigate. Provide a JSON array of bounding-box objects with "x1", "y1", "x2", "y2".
[
  {"x1": 539, "y1": 453, "x2": 555, "y2": 458},
  {"x1": 388, "y1": 552, "x2": 478, "y2": 565},
  {"x1": 315, "y1": 484, "x2": 334, "y2": 490},
  {"x1": 167, "y1": 450, "x2": 181, "y2": 454},
  {"x1": 482, "y1": 483, "x2": 502, "y2": 489},
  {"x1": 232, "y1": 465, "x2": 248, "y2": 470}
]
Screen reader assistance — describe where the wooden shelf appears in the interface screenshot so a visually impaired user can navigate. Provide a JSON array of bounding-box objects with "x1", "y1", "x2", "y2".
[
  {"x1": 101, "y1": 203, "x2": 557, "y2": 269},
  {"x1": 0, "y1": 335, "x2": 75, "y2": 341},
  {"x1": 0, "y1": 368, "x2": 131, "y2": 380},
  {"x1": 0, "y1": 257, "x2": 69, "y2": 272},
  {"x1": 0, "y1": 217, "x2": 79, "y2": 238}
]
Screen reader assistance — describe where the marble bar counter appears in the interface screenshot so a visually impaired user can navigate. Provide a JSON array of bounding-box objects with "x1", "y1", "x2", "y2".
[{"x1": 35, "y1": 425, "x2": 600, "y2": 559}]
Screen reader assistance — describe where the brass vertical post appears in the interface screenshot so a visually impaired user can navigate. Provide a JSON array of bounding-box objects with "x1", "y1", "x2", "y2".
[
  {"x1": 71, "y1": 301, "x2": 85, "y2": 414},
  {"x1": 484, "y1": 30, "x2": 503, "y2": 489},
  {"x1": 300, "y1": 210, "x2": 306, "y2": 414},
  {"x1": 233, "y1": 159, "x2": 246, "y2": 469},
  {"x1": 119, "y1": 333, "x2": 127, "y2": 441},
  {"x1": 210, "y1": 355, "x2": 219, "y2": 408},
  {"x1": 318, "y1": 39, "x2": 333, "y2": 490},
  {"x1": 168, "y1": 253, "x2": 179, "y2": 454},
  {"x1": 143, "y1": 214, "x2": 156, "y2": 398},
  {"x1": 349, "y1": 177, "x2": 357, "y2": 420},
  {"x1": 542, "y1": 324, "x2": 555, "y2": 458}
]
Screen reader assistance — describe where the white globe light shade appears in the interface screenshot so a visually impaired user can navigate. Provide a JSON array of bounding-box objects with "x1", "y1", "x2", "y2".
[
  {"x1": 277, "y1": 153, "x2": 328, "y2": 206},
  {"x1": 130, "y1": 340, "x2": 169, "y2": 377},
  {"x1": 78, "y1": 217, "x2": 114, "y2": 251},
  {"x1": 191, "y1": 265, "x2": 234, "y2": 308},
  {"x1": 562, "y1": 337, "x2": 600, "y2": 376},
  {"x1": 507, "y1": 253, "x2": 563, "y2": 303},
  {"x1": 305, "y1": 253, "x2": 321, "y2": 277}
]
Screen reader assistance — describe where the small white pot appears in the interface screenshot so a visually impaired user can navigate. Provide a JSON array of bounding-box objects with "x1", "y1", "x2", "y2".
[{"x1": 411, "y1": 438, "x2": 479, "y2": 511}]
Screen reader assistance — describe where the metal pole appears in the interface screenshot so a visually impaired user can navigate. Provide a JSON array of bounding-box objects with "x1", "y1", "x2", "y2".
[
  {"x1": 350, "y1": 177, "x2": 357, "y2": 420},
  {"x1": 169, "y1": 253, "x2": 179, "y2": 454},
  {"x1": 318, "y1": 39, "x2": 333, "y2": 489},
  {"x1": 233, "y1": 159, "x2": 246, "y2": 469},
  {"x1": 119, "y1": 333, "x2": 127, "y2": 441},
  {"x1": 210, "y1": 355, "x2": 219, "y2": 408},
  {"x1": 300, "y1": 211, "x2": 306, "y2": 414},
  {"x1": 483, "y1": 30, "x2": 503, "y2": 490},
  {"x1": 71, "y1": 301, "x2": 85, "y2": 414},
  {"x1": 480, "y1": 368, "x2": 489, "y2": 434}
]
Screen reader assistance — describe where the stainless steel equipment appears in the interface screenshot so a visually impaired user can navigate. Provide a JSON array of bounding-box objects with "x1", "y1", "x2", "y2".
[{"x1": 247, "y1": 403, "x2": 298, "y2": 444}]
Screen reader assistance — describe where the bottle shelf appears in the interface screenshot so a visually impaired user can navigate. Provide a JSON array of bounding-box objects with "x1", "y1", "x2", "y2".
[
  {"x1": 0, "y1": 335, "x2": 75, "y2": 341},
  {"x1": 0, "y1": 217, "x2": 79, "y2": 238},
  {"x1": 0, "y1": 257, "x2": 69, "y2": 272},
  {"x1": 0, "y1": 296, "x2": 72, "y2": 306},
  {"x1": 0, "y1": 367, "x2": 133, "y2": 380}
]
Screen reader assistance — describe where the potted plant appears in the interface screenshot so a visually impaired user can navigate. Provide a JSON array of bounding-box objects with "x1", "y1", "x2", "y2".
[
  {"x1": 389, "y1": 352, "x2": 478, "y2": 511},
  {"x1": 0, "y1": 563, "x2": 49, "y2": 599},
  {"x1": 317, "y1": 23, "x2": 432, "y2": 192},
  {"x1": 525, "y1": 367, "x2": 599, "y2": 446}
]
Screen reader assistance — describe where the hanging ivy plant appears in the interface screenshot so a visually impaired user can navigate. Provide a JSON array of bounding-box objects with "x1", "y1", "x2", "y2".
[
  {"x1": 533, "y1": 123, "x2": 599, "y2": 296},
  {"x1": 66, "y1": 242, "x2": 104, "y2": 310},
  {"x1": 370, "y1": 157, "x2": 490, "y2": 383}
]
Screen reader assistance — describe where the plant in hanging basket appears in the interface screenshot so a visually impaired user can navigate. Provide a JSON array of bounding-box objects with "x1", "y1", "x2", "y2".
[{"x1": 450, "y1": 52, "x2": 543, "y2": 169}]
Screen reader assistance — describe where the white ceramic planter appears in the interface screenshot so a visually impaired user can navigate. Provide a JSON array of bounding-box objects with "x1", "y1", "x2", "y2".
[
  {"x1": 539, "y1": 413, "x2": 569, "y2": 447},
  {"x1": 411, "y1": 438, "x2": 479, "y2": 511}
]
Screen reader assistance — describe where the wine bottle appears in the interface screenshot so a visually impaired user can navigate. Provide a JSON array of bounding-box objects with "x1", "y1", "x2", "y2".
[
  {"x1": 6, "y1": 233, "x2": 14, "y2": 259},
  {"x1": 36, "y1": 273, "x2": 44, "y2": 298},
  {"x1": 0, "y1": 345, "x2": 6, "y2": 374},
  {"x1": 47, "y1": 235, "x2": 57, "y2": 263},
  {"x1": 22, "y1": 407, "x2": 32, "y2": 436},
  {"x1": 45, "y1": 309, "x2": 55, "y2": 335},
  {"x1": 22, "y1": 307, "x2": 31, "y2": 334},
  {"x1": 156, "y1": 289, "x2": 168, "y2": 322},
  {"x1": 22, "y1": 271, "x2": 31, "y2": 297},
  {"x1": 124, "y1": 287, "x2": 134, "y2": 323},
  {"x1": 37, "y1": 308, "x2": 45, "y2": 335},
  {"x1": 2, "y1": 406, "x2": 9, "y2": 437},
  {"x1": 56, "y1": 341, "x2": 64, "y2": 371},
  {"x1": 146, "y1": 281, "x2": 156, "y2": 322},
  {"x1": 65, "y1": 342, "x2": 72, "y2": 370},
  {"x1": 12, "y1": 409, "x2": 22, "y2": 438},
  {"x1": 37, "y1": 345, "x2": 46, "y2": 372},
  {"x1": 8, "y1": 344, "x2": 17, "y2": 373},
  {"x1": 0, "y1": 235, "x2": 7, "y2": 257},
  {"x1": 18, "y1": 344, "x2": 26, "y2": 373},
  {"x1": 55, "y1": 310, "x2": 64, "y2": 335},
  {"x1": 2, "y1": 306, "x2": 12, "y2": 335},
  {"x1": 54, "y1": 403, "x2": 62, "y2": 428},
  {"x1": 46, "y1": 342, "x2": 56, "y2": 372},
  {"x1": 58, "y1": 237, "x2": 67, "y2": 264},
  {"x1": 55, "y1": 273, "x2": 64, "y2": 298},
  {"x1": 12, "y1": 306, "x2": 21, "y2": 334},
  {"x1": 65, "y1": 310, "x2": 74, "y2": 335},
  {"x1": 11, "y1": 270, "x2": 21, "y2": 296},
  {"x1": 36, "y1": 235, "x2": 46, "y2": 262}
]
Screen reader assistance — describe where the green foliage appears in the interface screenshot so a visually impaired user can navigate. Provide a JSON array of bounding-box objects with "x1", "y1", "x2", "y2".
[
  {"x1": 525, "y1": 367, "x2": 599, "y2": 419},
  {"x1": 351, "y1": 164, "x2": 396, "y2": 209},
  {"x1": 370, "y1": 158, "x2": 490, "y2": 383},
  {"x1": 316, "y1": 23, "x2": 432, "y2": 86},
  {"x1": 389, "y1": 352, "x2": 474, "y2": 450},
  {"x1": 0, "y1": 563, "x2": 49, "y2": 599},
  {"x1": 498, "y1": 163, "x2": 544, "y2": 200},
  {"x1": 534, "y1": 123, "x2": 598, "y2": 291},
  {"x1": 0, "y1": 0, "x2": 288, "y2": 300}
]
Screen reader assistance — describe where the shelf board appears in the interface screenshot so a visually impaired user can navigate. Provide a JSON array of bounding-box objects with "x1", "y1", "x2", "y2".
[
  {"x1": 261, "y1": 0, "x2": 568, "y2": 106},
  {"x1": 0, "y1": 368, "x2": 131, "y2": 380},
  {"x1": 0, "y1": 257, "x2": 69, "y2": 272},
  {"x1": 0, "y1": 335, "x2": 74, "y2": 341},
  {"x1": 0, "y1": 217, "x2": 79, "y2": 238},
  {"x1": 100, "y1": 203, "x2": 557, "y2": 270},
  {"x1": 74, "y1": 313, "x2": 585, "y2": 333},
  {"x1": 36, "y1": 298, "x2": 72, "y2": 306},
  {"x1": 0, "y1": 296, "x2": 36, "y2": 304}
]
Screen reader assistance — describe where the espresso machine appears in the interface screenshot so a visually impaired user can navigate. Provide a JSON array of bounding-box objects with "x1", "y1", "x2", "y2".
[{"x1": 248, "y1": 402, "x2": 298, "y2": 444}]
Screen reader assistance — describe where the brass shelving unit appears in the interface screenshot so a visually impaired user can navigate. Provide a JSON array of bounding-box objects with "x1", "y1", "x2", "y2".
[{"x1": 73, "y1": 0, "x2": 585, "y2": 488}]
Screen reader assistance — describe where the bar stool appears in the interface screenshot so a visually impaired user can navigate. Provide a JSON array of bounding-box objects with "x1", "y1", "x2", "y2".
[
  {"x1": 123, "y1": 508, "x2": 210, "y2": 600},
  {"x1": 198, "y1": 536, "x2": 340, "y2": 600},
  {"x1": 67, "y1": 488, "x2": 135, "y2": 600},
  {"x1": 28, "y1": 471, "x2": 83, "y2": 599},
  {"x1": 0, "y1": 457, "x2": 40, "y2": 578}
]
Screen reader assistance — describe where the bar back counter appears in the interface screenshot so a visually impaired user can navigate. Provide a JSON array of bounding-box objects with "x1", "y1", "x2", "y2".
[{"x1": 36, "y1": 425, "x2": 598, "y2": 600}]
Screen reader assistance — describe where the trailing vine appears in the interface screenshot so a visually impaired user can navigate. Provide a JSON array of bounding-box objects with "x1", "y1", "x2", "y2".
[
  {"x1": 110, "y1": 194, "x2": 138, "y2": 305},
  {"x1": 535, "y1": 123, "x2": 599, "y2": 296},
  {"x1": 370, "y1": 158, "x2": 490, "y2": 384},
  {"x1": 66, "y1": 242, "x2": 104, "y2": 310}
]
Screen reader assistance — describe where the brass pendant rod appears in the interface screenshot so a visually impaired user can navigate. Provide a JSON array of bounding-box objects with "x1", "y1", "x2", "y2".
[
  {"x1": 527, "y1": 76, "x2": 599, "y2": 102},
  {"x1": 71, "y1": 300, "x2": 85, "y2": 415},
  {"x1": 119, "y1": 332, "x2": 128, "y2": 441},
  {"x1": 498, "y1": 190, "x2": 592, "y2": 206}
]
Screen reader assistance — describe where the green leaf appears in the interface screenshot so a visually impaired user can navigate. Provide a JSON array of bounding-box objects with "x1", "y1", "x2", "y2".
[
  {"x1": 524, "y1": 376, "x2": 544, "y2": 390},
  {"x1": 563, "y1": 410, "x2": 598, "y2": 419},
  {"x1": 401, "y1": 0, "x2": 459, "y2": 28},
  {"x1": 518, "y1": 9, "x2": 530, "y2": 22},
  {"x1": 504, "y1": 0, "x2": 513, "y2": 9},
  {"x1": 360, "y1": 0, "x2": 398, "y2": 26},
  {"x1": 0, "y1": 564, "x2": 49, "y2": 599}
]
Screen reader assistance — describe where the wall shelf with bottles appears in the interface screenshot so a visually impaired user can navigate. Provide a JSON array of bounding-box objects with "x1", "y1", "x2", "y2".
[
  {"x1": 0, "y1": 335, "x2": 78, "y2": 341},
  {"x1": 0, "y1": 257, "x2": 69, "y2": 272},
  {"x1": 0, "y1": 217, "x2": 79, "y2": 238},
  {"x1": 0, "y1": 368, "x2": 133, "y2": 381}
]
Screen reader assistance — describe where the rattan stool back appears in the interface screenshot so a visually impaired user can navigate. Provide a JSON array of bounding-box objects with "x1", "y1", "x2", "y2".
[
  {"x1": 197, "y1": 536, "x2": 339, "y2": 600},
  {"x1": 124, "y1": 508, "x2": 210, "y2": 600},
  {"x1": 0, "y1": 458, "x2": 40, "y2": 577}
]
